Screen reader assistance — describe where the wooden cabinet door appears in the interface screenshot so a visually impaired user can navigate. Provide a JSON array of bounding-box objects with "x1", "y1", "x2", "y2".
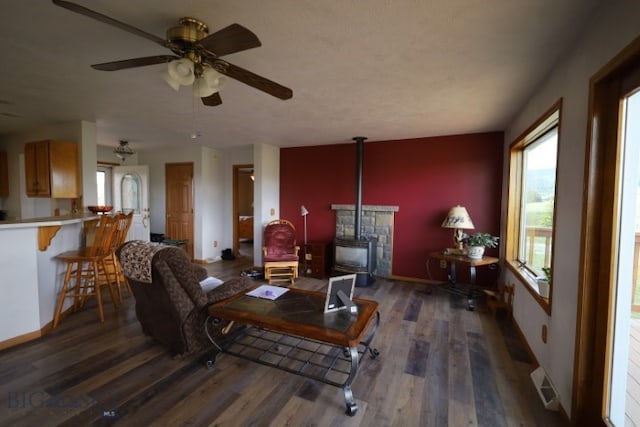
[
  {"x1": 24, "y1": 141, "x2": 49, "y2": 196},
  {"x1": 24, "y1": 140, "x2": 79, "y2": 198},
  {"x1": 49, "y1": 141, "x2": 79, "y2": 198}
]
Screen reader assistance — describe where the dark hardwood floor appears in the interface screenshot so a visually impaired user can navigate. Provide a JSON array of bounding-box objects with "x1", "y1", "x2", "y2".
[{"x1": 0, "y1": 254, "x2": 567, "y2": 426}]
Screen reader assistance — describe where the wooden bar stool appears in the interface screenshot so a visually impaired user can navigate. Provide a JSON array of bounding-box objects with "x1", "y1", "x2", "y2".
[
  {"x1": 53, "y1": 214, "x2": 119, "y2": 327},
  {"x1": 104, "y1": 210, "x2": 134, "y2": 302}
]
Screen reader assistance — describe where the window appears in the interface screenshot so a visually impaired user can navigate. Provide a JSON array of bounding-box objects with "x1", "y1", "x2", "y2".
[
  {"x1": 96, "y1": 165, "x2": 112, "y2": 206},
  {"x1": 120, "y1": 172, "x2": 141, "y2": 214},
  {"x1": 506, "y1": 100, "x2": 561, "y2": 309}
]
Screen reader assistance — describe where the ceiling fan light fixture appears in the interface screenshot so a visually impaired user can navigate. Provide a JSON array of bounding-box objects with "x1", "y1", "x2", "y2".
[
  {"x1": 162, "y1": 69, "x2": 181, "y2": 91},
  {"x1": 53, "y1": 1, "x2": 293, "y2": 106},
  {"x1": 194, "y1": 67, "x2": 225, "y2": 97},
  {"x1": 167, "y1": 58, "x2": 195, "y2": 86}
]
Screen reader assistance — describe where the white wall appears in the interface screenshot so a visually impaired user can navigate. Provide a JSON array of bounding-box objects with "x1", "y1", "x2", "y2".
[
  {"x1": 253, "y1": 143, "x2": 280, "y2": 264},
  {"x1": 79, "y1": 121, "x2": 97, "y2": 207},
  {"x1": 0, "y1": 227, "x2": 40, "y2": 339},
  {"x1": 198, "y1": 146, "x2": 225, "y2": 261},
  {"x1": 502, "y1": 1, "x2": 640, "y2": 416},
  {"x1": 0, "y1": 220, "x2": 84, "y2": 342}
]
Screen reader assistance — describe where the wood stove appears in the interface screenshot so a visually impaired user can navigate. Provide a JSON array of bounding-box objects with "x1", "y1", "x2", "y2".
[
  {"x1": 333, "y1": 237, "x2": 377, "y2": 286},
  {"x1": 333, "y1": 136, "x2": 377, "y2": 287}
]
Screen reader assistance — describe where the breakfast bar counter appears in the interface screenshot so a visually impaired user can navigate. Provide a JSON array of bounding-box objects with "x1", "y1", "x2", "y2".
[{"x1": 0, "y1": 214, "x2": 98, "y2": 349}]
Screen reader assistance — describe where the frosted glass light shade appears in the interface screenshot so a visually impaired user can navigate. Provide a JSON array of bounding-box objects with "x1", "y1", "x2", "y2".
[
  {"x1": 162, "y1": 69, "x2": 181, "y2": 91},
  {"x1": 194, "y1": 67, "x2": 225, "y2": 97},
  {"x1": 167, "y1": 58, "x2": 195, "y2": 86}
]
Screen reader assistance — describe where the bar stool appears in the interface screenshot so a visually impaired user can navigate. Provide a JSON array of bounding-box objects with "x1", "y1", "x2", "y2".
[
  {"x1": 104, "y1": 210, "x2": 134, "y2": 302},
  {"x1": 53, "y1": 214, "x2": 119, "y2": 327}
]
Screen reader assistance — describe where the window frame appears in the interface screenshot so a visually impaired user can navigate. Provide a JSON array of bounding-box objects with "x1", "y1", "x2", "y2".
[
  {"x1": 505, "y1": 99, "x2": 562, "y2": 314},
  {"x1": 96, "y1": 164, "x2": 113, "y2": 207}
]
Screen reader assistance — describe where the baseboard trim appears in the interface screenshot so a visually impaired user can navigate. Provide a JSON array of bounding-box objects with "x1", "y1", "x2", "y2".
[
  {"x1": 0, "y1": 310, "x2": 64, "y2": 351},
  {"x1": 388, "y1": 274, "x2": 442, "y2": 285},
  {"x1": 0, "y1": 329, "x2": 42, "y2": 351}
]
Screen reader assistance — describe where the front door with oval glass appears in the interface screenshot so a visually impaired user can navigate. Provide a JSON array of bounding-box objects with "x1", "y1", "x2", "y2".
[{"x1": 113, "y1": 165, "x2": 150, "y2": 242}]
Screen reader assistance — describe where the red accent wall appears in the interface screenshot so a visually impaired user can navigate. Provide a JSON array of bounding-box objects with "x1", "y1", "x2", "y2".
[{"x1": 280, "y1": 132, "x2": 503, "y2": 281}]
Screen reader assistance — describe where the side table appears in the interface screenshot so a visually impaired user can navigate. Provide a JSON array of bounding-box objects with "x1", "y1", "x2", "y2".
[
  {"x1": 301, "y1": 242, "x2": 330, "y2": 278},
  {"x1": 427, "y1": 251, "x2": 500, "y2": 310}
]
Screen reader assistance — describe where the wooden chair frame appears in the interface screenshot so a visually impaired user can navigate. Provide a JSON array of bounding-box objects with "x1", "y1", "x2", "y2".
[
  {"x1": 54, "y1": 214, "x2": 120, "y2": 327},
  {"x1": 262, "y1": 219, "x2": 300, "y2": 286}
]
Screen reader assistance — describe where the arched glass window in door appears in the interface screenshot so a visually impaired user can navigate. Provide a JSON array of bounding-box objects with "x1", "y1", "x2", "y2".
[{"x1": 121, "y1": 172, "x2": 141, "y2": 214}]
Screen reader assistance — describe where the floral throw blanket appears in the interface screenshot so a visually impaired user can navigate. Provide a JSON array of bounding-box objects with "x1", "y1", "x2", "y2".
[{"x1": 120, "y1": 240, "x2": 171, "y2": 284}]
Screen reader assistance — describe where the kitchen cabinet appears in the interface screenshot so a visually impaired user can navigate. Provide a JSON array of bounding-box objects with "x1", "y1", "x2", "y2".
[
  {"x1": 25, "y1": 140, "x2": 79, "y2": 198},
  {"x1": 0, "y1": 151, "x2": 8, "y2": 197}
]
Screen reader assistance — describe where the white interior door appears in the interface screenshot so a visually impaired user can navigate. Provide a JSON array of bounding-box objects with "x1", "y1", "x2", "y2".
[{"x1": 113, "y1": 165, "x2": 150, "y2": 242}]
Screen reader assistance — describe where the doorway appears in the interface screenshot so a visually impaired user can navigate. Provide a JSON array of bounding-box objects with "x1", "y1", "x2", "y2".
[
  {"x1": 113, "y1": 165, "x2": 150, "y2": 242},
  {"x1": 233, "y1": 164, "x2": 254, "y2": 258},
  {"x1": 606, "y1": 81, "x2": 640, "y2": 427},
  {"x1": 165, "y1": 162, "x2": 194, "y2": 259},
  {"x1": 575, "y1": 38, "x2": 640, "y2": 425}
]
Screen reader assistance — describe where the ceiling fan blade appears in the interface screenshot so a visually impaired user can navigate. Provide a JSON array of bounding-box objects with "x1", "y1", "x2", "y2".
[
  {"x1": 91, "y1": 55, "x2": 178, "y2": 71},
  {"x1": 197, "y1": 23, "x2": 262, "y2": 57},
  {"x1": 52, "y1": 0, "x2": 168, "y2": 48},
  {"x1": 201, "y1": 92, "x2": 223, "y2": 106},
  {"x1": 209, "y1": 60, "x2": 293, "y2": 100}
]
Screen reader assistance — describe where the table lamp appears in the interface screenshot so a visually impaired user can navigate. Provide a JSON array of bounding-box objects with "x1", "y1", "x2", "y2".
[{"x1": 441, "y1": 205, "x2": 474, "y2": 254}]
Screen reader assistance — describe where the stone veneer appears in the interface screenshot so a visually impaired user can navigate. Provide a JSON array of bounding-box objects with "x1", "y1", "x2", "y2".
[{"x1": 331, "y1": 204, "x2": 399, "y2": 278}]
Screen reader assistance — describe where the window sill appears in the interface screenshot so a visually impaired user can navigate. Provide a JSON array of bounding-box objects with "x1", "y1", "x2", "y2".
[{"x1": 505, "y1": 260, "x2": 551, "y2": 315}]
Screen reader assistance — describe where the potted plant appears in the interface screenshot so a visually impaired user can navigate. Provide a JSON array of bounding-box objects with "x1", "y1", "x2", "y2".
[
  {"x1": 537, "y1": 267, "x2": 552, "y2": 298},
  {"x1": 465, "y1": 232, "x2": 499, "y2": 259}
]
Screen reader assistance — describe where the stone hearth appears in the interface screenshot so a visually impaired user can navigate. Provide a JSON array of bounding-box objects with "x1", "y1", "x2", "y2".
[{"x1": 332, "y1": 204, "x2": 398, "y2": 277}]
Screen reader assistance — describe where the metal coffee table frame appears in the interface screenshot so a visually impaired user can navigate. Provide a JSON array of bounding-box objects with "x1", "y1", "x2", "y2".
[{"x1": 204, "y1": 298, "x2": 380, "y2": 416}]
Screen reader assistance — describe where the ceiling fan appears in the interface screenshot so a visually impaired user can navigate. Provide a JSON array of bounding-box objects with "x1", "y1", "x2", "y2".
[{"x1": 52, "y1": 0, "x2": 293, "y2": 107}]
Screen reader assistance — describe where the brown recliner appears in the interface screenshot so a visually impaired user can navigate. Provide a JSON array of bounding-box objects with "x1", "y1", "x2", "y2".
[{"x1": 117, "y1": 240, "x2": 252, "y2": 355}]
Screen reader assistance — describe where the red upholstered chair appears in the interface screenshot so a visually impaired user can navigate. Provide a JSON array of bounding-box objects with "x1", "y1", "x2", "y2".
[{"x1": 262, "y1": 219, "x2": 300, "y2": 285}]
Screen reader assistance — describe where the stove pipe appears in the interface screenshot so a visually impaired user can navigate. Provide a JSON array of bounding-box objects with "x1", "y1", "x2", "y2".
[{"x1": 353, "y1": 136, "x2": 367, "y2": 240}]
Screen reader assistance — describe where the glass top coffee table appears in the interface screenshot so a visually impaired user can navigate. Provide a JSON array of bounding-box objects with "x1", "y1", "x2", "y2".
[{"x1": 206, "y1": 286, "x2": 380, "y2": 416}]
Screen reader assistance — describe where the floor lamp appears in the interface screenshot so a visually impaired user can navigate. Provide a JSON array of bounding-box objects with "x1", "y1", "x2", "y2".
[
  {"x1": 300, "y1": 205, "x2": 309, "y2": 244},
  {"x1": 301, "y1": 205, "x2": 310, "y2": 274}
]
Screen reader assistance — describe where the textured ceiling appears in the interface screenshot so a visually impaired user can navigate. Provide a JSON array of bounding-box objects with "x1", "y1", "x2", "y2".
[{"x1": 0, "y1": 0, "x2": 601, "y2": 151}]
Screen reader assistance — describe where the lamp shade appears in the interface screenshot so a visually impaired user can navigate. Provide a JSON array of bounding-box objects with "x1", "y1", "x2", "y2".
[
  {"x1": 166, "y1": 58, "x2": 195, "y2": 87},
  {"x1": 194, "y1": 67, "x2": 225, "y2": 97},
  {"x1": 162, "y1": 69, "x2": 181, "y2": 91},
  {"x1": 300, "y1": 205, "x2": 309, "y2": 216},
  {"x1": 441, "y1": 205, "x2": 475, "y2": 229}
]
